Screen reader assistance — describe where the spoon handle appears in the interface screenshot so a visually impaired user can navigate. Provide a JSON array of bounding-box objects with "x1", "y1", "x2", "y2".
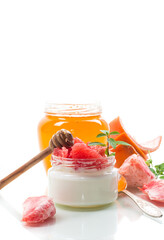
[{"x1": 121, "y1": 189, "x2": 163, "y2": 218}]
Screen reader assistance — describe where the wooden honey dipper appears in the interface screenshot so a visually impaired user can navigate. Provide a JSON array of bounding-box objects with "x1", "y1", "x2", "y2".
[{"x1": 0, "y1": 129, "x2": 74, "y2": 190}]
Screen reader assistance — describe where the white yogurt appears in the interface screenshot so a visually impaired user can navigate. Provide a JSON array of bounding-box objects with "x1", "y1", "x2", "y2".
[{"x1": 48, "y1": 157, "x2": 118, "y2": 207}]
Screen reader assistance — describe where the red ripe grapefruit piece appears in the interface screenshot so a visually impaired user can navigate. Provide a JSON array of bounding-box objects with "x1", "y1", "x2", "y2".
[
  {"x1": 52, "y1": 147, "x2": 69, "y2": 158},
  {"x1": 22, "y1": 196, "x2": 56, "y2": 224},
  {"x1": 71, "y1": 143, "x2": 103, "y2": 159},
  {"x1": 51, "y1": 137, "x2": 110, "y2": 170},
  {"x1": 87, "y1": 144, "x2": 106, "y2": 157},
  {"x1": 139, "y1": 179, "x2": 164, "y2": 202},
  {"x1": 118, "y1": 154, "x2": 155, "y2": 187}
]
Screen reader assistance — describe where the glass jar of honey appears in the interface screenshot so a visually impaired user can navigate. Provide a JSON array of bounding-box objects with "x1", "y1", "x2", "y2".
[{"x1": 38, "y1": 103, "x2": 109, "y2": 173}]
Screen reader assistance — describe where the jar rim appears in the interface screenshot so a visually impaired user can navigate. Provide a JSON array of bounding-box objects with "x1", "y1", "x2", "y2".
[
  {"x1": 51, "y1": 155, "x2": 115, "y2": 170},
  {"x1": 45, "y1": 103, "x2": 102, "y2": 116}
]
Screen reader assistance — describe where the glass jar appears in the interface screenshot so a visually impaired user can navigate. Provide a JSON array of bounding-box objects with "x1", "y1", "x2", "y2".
[
  {"x1": 38, "y1": 103, "x2": 109, "y2": 172},
  {"x1": 48, "y1": 156, "x2": 118, "y2": 207}
]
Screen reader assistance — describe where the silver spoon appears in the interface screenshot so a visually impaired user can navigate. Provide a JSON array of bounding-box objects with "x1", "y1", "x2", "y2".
[{"x1": 118, "y1": 176, "x2": 163, "y2": 218}]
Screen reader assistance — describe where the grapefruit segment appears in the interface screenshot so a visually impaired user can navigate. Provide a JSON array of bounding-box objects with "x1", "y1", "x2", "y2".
[
  {"x1": 22, "y1": 196, "x2": 56, "y2": 224},
  {"x1": 87, "y1": 144, "x2": 106, "y2": 157},
  {"x1": 52, "y1": 139, "x2": 110, "y2": 170},
  {"x1": 70, "y1": 143, "x2": 103, "y2": 159},
  {"x1": 118, "y1": 154, "x2": 155, "y2": 187},
  {"x1": 53, "y1": 147, "x2": 69, "y2": 158},
  {"x1": 139, "y1": 179, "x2": 164, "y2": 202}
]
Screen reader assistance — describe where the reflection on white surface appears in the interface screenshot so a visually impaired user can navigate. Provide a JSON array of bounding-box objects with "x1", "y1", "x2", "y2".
[
  {"x1": 23, "y1": 203, "x2": 118, "y2": 240},
  {"x1": 55, "y1": 204, "x2": 117, "y2": 240},
  {"x1": 0, "y1": 195, "x2": 38, "y2": 240}
]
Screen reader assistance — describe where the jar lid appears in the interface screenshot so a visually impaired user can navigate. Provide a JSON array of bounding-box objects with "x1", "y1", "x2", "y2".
[{"x1": 45, "y1": 103, "x2": 102, "y2": 116}]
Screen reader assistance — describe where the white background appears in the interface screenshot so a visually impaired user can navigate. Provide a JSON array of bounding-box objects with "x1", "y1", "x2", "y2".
[{"x1": 0, "y1": 1, "x2": 164, "y2": 239}]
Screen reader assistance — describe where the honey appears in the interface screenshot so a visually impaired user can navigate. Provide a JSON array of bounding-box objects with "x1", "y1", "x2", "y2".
[{"x1": 38, "y1": 103, "x2": 109, "y2": 172}]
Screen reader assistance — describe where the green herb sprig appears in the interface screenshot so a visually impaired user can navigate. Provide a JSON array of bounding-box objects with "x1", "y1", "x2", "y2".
[
  {"x1": 146, "y1": 151, "x2": 164, "y2": 179},
  {"x1": 88, "y1": 130, "x2": 131, "y2": 157}
]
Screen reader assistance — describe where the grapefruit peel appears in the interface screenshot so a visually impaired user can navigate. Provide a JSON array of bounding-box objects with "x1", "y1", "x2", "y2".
[{"x1": 109, "y1": 116, "x2": 162, "y2": 154}]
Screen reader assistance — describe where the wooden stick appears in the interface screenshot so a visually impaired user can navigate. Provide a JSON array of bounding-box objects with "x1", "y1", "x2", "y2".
[
  {"x1": 0, "y1": 147, "x2": 52, "y2": 190},
  {"x1": 0, "y1": 129, "x2": 74, "y2": 190}
]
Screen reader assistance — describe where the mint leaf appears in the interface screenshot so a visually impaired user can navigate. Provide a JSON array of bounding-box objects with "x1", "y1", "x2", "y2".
[
  {"x1": 109, "y1": 131, "x2": 120, "y2": 135},
  {"x1": 146, "y1": 151, "x2": 164, "y2": 179},
  {"x1": 105, "y1": 148, "x2": 109, "y2": 156},
  {"x1": 100, "y1": 130, "x2": 109, "y2": 136},
  {"x1": 146, "y1": 159, "x2": 152, "y2": 167},
  {"x1": 91, "y1": 129, "x2": 133, "y2": 157},
  {"x1": 155, "y1": 163, "x2": 164, "y2": 171},
  {"x1": 149, "y1": 168, "x2": 156, "y2": 175},
  {"x1": 108, "y1": 138, "x2": 117, "y2": 149},
  {"x1": 96, "y1": 133, "x2": 106, "y2": 138},
  {"x1": 109, "y1": 152, "x2": 116, "y2": 156},
  {"x1": 88, "y1": 142, "x2": 106, "y2": 147},
  {"x1": 115, "y1": 141, "x2": 131, "y2": 147}
]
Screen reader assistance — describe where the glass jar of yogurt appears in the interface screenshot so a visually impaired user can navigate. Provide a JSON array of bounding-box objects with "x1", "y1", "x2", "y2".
[{"x1": 48, "y1": 155, "x2": 118, "y2": 207}]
